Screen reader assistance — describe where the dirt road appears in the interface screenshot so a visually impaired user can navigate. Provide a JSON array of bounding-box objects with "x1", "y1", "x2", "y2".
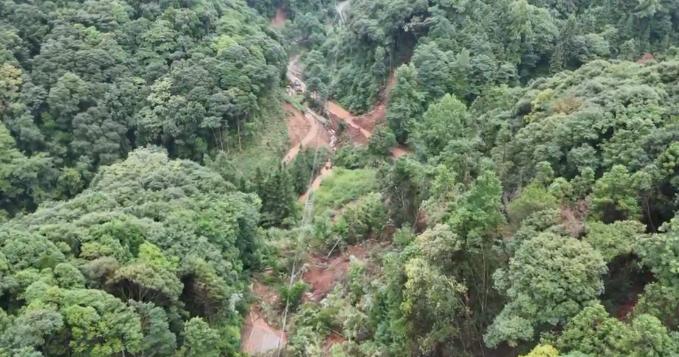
[
  {"x1": 282, "y1": 105, "x2": 329, "y2": 164},
  {"x1": 242, "y1": 48, "x2": 405, "y2": 355}
]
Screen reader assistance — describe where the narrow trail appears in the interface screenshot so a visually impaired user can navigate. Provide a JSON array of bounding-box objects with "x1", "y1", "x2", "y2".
[{"x1": 282, "y1": 106, "x2": 328, "y2": 164}]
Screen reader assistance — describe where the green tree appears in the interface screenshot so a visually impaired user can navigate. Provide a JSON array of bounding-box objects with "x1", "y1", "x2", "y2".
[
  {"x1": 401, "y1": 257, "x2": 467, "y2": 354},
  {"x1": 486, "y1": 233, "x2": 606, "y2": 347},
  {"x1": 368, "y1": 126, "x2": 397, "y2": 156},
  {"x1": 506, "y1": 183, "x2": 559, "y2": 229},
  {"x1": 387, "y1": 64, "x2": 425, "y2": 144},
  {"x1": 591, "y1": 165, "x2": 641, "y2": 223},
  {"x1": 556, "y1": 303, "x2": 679, "y2": 356},
  {"x1": 179, "y1": 317, "x2": 221, "y2": 357},
  {"x1": 411, "y1": 94, "x2": 472, "y2": 159},
  {"x1": 131, "y1": 301, "x2": 177, "y2": 357},
  {"x1": 583, "y1": 220, "x2": 645, "y2": 261}
]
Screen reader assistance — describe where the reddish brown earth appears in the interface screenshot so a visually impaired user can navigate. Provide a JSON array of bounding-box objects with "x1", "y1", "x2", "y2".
[
  {"x1": 637, "y1": 52, "x2": 655, "y2": 64},
  {"x1": 241, "y1": 308, "x2": 286, "y2": 355},
  {"x1": 271, "y1": 7, "x2": 286, "y2": 28},
  {"x1": 352, "y1": 71, "x2": 397, "y2": 133},
  {"x1": 285, "y1": 103, "x2": 310, "y2": 148},
  {"x1": 243, "y1": 58, "x2": 403, "y2": 355},
  {"x1": 302, "y1": 243, "x2": 369, "y2": 302},
  {"x1": 253, "y1": 280, "x2": 280, "y2": 307},
  {"x1": 283, "y1": 104, "x2": 330, "y2": 164},
  {"x1": 323, "y1": 332, "x2": 347, "y2": 355},
  {"x1": 241, "y1": 280, "x2": 286, "y2": 356},
  {"x1": 325, "y1": 71, "x2": 412, "y2": 159},
  {"x1": 390, "y1": 144, "x2": 409, "y2": 158}
]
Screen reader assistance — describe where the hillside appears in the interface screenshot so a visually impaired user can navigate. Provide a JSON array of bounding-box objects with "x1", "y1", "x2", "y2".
[{"x1": 0, "y1": 0, "x2": 678, "y2": 356}]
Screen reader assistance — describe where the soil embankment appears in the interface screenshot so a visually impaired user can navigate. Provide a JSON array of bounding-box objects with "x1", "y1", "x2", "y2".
[
  {"x1": 243, "y1": 47, "x2": 405, "y2": 355},
  {"x1": 282, "y1": 104, "x2": 330, "y2": 164},
  {"x1": 241, "y1": 308, "x2": 286, "y2": 355}
]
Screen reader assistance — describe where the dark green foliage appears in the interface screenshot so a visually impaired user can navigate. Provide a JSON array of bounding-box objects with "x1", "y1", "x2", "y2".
[
  {"x1": 279, "y1": 281, "x2": 308, "y2": 311},
  {"x1": 327, "y1": 193, "x2": 388, "y2": 249},
  {"x1": 2, "y1": 0, "x2": 679, "y2": 355},
  {"x1": 288, "y1": 147, "x2": 330, "y2": 194},
  {"x1": 506, "y1": 183, "x2": 559, "y2": 229},
  {"x1": 333, "y1": 146, "x2": 371, "y2": 169},
  {"x1": 0, "y1": 0, "x2": 287, "y2": 205},
  {"x1": 0, "y1": 148, "x2": 261, "y2": 355},
  {"x1": 178, "y1": 317, "x2": 221, "y2": 357},
  {"x1": 556, "y1": 303, "x2": 679, "y2": 356},
  {"x1": 0, "y1": 123, "x2": 56, "y2": 215},
  {"x1": 486, "y1": 233, "x2": 607, "y2": 347},
  {"x1": 287, "y1": 0, "x2": 678, "y2": 114},
  {"x1": 368, "y1": 126, "x2": 397, "y2": 156},
  {"x1": 254, "y1": 166, "x2": 298, "y2": 227},
  {"x1": 378, "y1": 157, "x2": 427, "y2": 225},
  {"x1": 387, "y1": 64, "x2": 425, "y2": 144}
]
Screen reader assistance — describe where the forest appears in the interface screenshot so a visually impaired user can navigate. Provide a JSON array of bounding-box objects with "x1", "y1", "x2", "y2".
[{"x1": 0, "y1": 0, "x2": 678, "y2": 356}]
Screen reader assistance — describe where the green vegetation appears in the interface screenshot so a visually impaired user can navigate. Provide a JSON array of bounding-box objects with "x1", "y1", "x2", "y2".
[
  {"x1": 1, "y1": 0, "x2": 679, "y2": 356},
  {"x1": 312, "y1": 167, "x2": 378, "y2": 213},
  {"x1": 0, "y1": 0, "x2": 286, "y2": 216},
  {"x1": 0, "y1": 148, "x2": 260, "y2": 355}
]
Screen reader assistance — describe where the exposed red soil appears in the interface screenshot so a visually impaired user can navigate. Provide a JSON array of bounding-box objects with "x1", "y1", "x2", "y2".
[
  {"x1": 637, "y1": 52, "x2": 655, "y2": 64},
  {"x1": 302, "y1": 243, "x2": 369, "y2": 302},
  {"x1": 616, "y1": 297, "x2": 638, "y2": 320},
  {"x1": 560, "y1": 200, "x2": 589, "y2": 237},
  {"x1": 390, "y1": 144, "x2": 410, "y2": 158},
  {"x1": 241, "y1": 307, "x2": 287, "y2": 355},
  {"x1": 271, "y1": 7, "x2": 287, "y2": 28},
  {"x1": 253, "y1": 280, "x2": 280, "y2": 307},
  {"x1": 326, "y1": 102, "x2": 371, "y2": 145},
  {"x1": 283, "y1": 104, "x2": 330, "y2": 164},
  {"x1": 243, "y1": 59, "x2": 403, "y2": 355},
  {"x1": 285, "y1": 103, "x2": 310, "y2": 148},
  {"x1": 352, "y1": 72, "x2": 397, "y2": 133},
  {"x1": 325, "y1": 71, "x2": 413, "y2": 158},
  {"x1": 323, "y1": 332, "x2": 347, "y2": 355}
]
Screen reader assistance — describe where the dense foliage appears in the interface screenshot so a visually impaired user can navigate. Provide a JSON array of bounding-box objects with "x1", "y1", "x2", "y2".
[
  {"x1": 1, "y1": 0, "x2": 679, "y2": 355},
  {"x1": 290, "y1": 0, "x2": 678, "y2": 114},
  {"x1": 0, "y1": 148, "x2": 262, "y2": 355},
  {"x1": 266, "y1": 0, "x2": 679, "y2": 355},
  {"x1": 0, "y1": 0, "x2": 286, "y2": 215}
]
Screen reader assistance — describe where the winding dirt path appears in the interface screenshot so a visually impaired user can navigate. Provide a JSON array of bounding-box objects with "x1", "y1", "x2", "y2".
[
  {"x1": 282, "y1": 106, "x2": 328, "y2": 164},
  {"x1": 243, "y1": 49, "x2": 406, "y2": 355}
]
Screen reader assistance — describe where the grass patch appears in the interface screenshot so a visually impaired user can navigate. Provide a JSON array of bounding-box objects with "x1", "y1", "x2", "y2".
[
  {"x1": 284, "y1": 93, "x2": 306, "y2": 112},
  {"x1": 312, "y1": 167, "x2": 378, "y2": 213},
  {"x1": 229, "y1": 92, "x2": 289, "y2": 178}
]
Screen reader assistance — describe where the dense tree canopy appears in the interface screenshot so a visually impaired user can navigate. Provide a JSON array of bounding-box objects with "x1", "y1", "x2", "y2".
[
  {"x1": 0, "y1": 148, "x2": 261, "y2": 355},
  {"x1": 0, "y1": 0, "x2": 678, "y2": 355},
  {"x1": 0, "y1": 0, "x2": 286, "y2": 214}
]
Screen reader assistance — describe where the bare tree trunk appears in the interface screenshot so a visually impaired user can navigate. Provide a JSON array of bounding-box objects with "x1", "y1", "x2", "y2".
[{"x1": 237, "y1": 120, "x2": 242, "y2": 151}]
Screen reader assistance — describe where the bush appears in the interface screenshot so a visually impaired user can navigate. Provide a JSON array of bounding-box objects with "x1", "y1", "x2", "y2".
[
  {"x1": 313, "y1": 168, "x2": 378, "y2": 212},
  {"x1": 368, "y1": 126, "x2": 397, "y2": 156},
  {"x1": 289, "y1": 147, "x2": 331, "y2": 194},
  {"x1": 507, "y1": 183, "x2": 559, "y2": 229},
  {"x1": 279, "y1": 281, "x2": 308, "y2": 311},
  {"x1": 335, "y1": 193, "x2": 388, "y2": 244},
  {"x1": 334, "y1": 146, "x2": 370, "y2": 169}
]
